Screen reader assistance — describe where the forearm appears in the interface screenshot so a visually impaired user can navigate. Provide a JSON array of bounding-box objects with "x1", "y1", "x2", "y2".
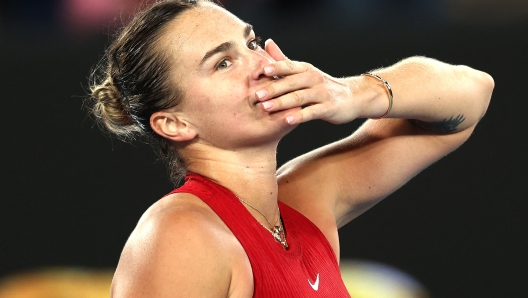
[{"x1": 352, "y1": 56, "x2": 494, "y2": 133}]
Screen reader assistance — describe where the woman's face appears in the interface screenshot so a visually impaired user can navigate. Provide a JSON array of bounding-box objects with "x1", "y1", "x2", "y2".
[{"x1": 160, "y1": 3, "x2": 296, "y2": 150}]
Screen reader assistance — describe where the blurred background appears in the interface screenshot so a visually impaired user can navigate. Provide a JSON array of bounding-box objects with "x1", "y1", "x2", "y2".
[{"x1": 1, "y1": 0, "x2": 527, "y2": 297}]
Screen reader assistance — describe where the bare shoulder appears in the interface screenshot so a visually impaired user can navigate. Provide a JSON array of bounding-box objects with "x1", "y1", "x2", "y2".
[{"x1": 111, "y1": 193, "x2": 252, "y2": 298}]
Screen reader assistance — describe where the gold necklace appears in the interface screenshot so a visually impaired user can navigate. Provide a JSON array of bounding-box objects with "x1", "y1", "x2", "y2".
[{"x1": 237, "y1": 197, "x2": 288, "y2": 250}]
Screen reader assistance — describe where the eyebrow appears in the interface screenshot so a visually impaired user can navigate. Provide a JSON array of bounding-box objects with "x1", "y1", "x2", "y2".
[{"x1": 199, "y1": 24, "x2": 253, "y2": 66}]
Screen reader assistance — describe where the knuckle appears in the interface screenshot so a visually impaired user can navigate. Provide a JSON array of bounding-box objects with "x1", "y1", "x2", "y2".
[
  {"x1": 312, "y1": 70, "x2": 324, "y2": 82},
  {"x1": 319, "y1": 105, "x2": 328, "y2": 116},
  {"x1": 274, "y1": 98, "x2": 283, "y2": 109},
  {"x1": 297, "y1": 111, "x2": 305, "y2": 122},
  {"x1": 286, "y1": 59, "x2": 296, "y2": 71},
  {"x1": 267, "y1": 85, "x2": 276, "y2": 97},
  {"x1": 292, "y1": 91, "x2": 304, "y2": 105},
  {"x1": 286, "y1": 76, "x2": 296, "y2": 88},
  {"x1": 309, "y1": 107, "x2": 318, "y2": 119}
]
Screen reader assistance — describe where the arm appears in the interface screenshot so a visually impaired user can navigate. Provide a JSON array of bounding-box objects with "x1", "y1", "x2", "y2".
[
  {"x1": 110, "y1": 194, "x2": 235, "y2": 298},
  {"x1": 260, "y1": 41, "x2": 493, "y2": 254},
  {"x1": 260, "y1": 44, "x2": 491, "y2": 130},
  {"x1": 363, "y1": 56, "x2": 491, "y2": 132}
]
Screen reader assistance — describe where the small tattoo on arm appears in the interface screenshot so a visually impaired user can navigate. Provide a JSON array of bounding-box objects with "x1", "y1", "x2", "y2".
[{"x1": 411, "y1": 114, "x2": 466, "y2": 133}]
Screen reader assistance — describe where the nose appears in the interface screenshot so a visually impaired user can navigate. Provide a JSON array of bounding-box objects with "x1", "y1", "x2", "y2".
[{"x1": 249, "y1": 50, "x2": 274, "y2": 81}]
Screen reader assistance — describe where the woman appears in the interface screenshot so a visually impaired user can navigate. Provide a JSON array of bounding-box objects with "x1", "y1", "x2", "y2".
[{"x1": 90, "y1": 0, "x2": 494, "y2": 297}]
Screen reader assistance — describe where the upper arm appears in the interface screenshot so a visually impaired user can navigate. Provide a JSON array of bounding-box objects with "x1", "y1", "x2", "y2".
[
  {"x1": 278, "y1": 118, "x2": 473, "y2": 229},
  {"x1": 111, "y1": 195, "x2": 233, "y2": 298}
]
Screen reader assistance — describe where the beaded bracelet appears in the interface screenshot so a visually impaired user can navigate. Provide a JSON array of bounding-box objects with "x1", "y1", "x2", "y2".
[{"x1": 361, "y1": 72, "x2": 394, "y2": 119}]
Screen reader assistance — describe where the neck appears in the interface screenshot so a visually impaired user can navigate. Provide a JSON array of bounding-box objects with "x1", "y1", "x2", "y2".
[{"x1": 181, "y1": 142, "x2": 280, "y2": 222}]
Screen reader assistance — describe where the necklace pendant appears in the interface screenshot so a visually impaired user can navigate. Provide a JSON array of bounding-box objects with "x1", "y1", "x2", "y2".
[
  {"x1": 236, "y1": 196, "x2": 288, "y2": 249},
  {"x1": 272, "y1": 226, "x2": 282, "y2": 242},
  {"x1": 273, "y1": 231, "x2": 282, "y2": 242},
  {"x1": 272, "y1": 225, "x2": 288, "y2": 250}
]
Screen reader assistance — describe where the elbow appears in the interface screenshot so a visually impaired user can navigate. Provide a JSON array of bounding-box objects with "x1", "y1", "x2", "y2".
[
  {"x1": 457, "y1": 65, "x2": 494, "y2": 120},
  {"x1": 483, "y1": 71, "x2": 495, "y2": 91},
  {"x1": 476, "y1": 70, "x2": 494, "y2": 120},
  {"x1": 477, "y1": 69, "x2": 495, "y2": 101}
]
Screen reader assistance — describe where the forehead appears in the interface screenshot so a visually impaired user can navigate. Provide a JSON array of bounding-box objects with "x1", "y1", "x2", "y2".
[{"x1": 161, "y1": 3, "x2": 248, "y2": 64}]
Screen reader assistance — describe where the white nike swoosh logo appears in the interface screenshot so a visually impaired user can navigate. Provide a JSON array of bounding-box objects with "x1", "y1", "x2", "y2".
[{"x1": 308, "y1": 273, "x2": 320, "y2": 291}]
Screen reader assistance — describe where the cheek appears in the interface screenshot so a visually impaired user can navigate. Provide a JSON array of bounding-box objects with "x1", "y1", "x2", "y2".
[
  {"x1": 183, "y1": 68, "x2": 253, "y2": 119},
  {"x1": 217, "y1": 73, "x2": 250, "y2": 96},
  {"x1": 184, "y1": 84, "x2": 240, "y2": 126},
  {"x1": 185, "y1": 79, "x2": 215, "y2": 109}
]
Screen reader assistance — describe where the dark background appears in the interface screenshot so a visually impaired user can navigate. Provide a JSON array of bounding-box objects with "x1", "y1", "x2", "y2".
[{"x1": 1, "y1": 0, "x2": 527, "y2": 297}]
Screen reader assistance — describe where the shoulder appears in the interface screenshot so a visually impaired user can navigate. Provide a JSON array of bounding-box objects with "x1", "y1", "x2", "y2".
[
  {"x1": 111, "y1": 193, "x2": 241, "y2": 298},
  {"x1": 133, "y1": 192, "x2": 230, "y2": 250}
]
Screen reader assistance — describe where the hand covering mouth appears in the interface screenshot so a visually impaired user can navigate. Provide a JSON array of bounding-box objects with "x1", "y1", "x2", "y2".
[{"x1": 252, "y1": 77, "x2": 280, "y2": 106}]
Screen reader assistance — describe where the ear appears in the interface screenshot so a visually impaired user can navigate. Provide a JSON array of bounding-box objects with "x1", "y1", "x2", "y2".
[{"x1": 150, "y1": 111, "x2": 197, "y2": 142}]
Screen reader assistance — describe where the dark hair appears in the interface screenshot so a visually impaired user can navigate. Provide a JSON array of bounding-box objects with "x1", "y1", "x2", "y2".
[{"x1": 90, "y1": 0, "x2": 208, "y2": 185}]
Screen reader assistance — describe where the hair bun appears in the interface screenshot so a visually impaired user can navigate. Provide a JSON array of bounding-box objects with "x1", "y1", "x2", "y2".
[{"x1": 91, "y1": 78, "x2": 141, "y2": 138}]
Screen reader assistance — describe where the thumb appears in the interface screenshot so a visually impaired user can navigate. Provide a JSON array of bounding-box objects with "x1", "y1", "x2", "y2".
[{"x1": 265, "y1": 39, "x2": 287, "y2": 61}]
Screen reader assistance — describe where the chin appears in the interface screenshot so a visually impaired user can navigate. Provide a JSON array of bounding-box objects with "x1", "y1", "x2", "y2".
[
  {"x1": 236, "y1": 123, "x2": 294, "y2": 149},
  {"x1": 265, "y1": 119, "x2": 298, "y2": 144}
]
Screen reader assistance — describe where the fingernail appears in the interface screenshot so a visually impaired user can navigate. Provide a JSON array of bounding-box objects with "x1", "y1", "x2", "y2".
[
  {"x1": 262, "y1": 102, "x2": 273, "y2": 110},
  {"x1": 264, "y1": 66, "x2": 274, "y2": 75},
  {"x1": 286, "y1": 116, "x2": 295, "y2": 124},
  {"x1": 256, "y1": 90, "x2": 268, "y2": 99}
]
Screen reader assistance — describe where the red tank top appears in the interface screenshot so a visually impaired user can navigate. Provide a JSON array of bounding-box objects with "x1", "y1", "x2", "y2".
[{"x1": 168, "y1": 172, "x2": 351, "y2": 297}]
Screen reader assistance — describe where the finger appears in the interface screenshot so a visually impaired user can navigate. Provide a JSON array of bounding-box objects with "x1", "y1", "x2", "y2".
[
  {"x1": 264, "y1": 59, "x2": 312, "y2": 77},
  {"x1": 285, "y1": 105, "x2": 327, "y2": 125},
  {"x1": 256, "y1": 70, "x2": 323, "y2": 101},
  {"x1": 261, "y1": 89, "x2": 313, "y2": 112},
  {"x1": 264, "y1": 39, "x2": 287, "y2": 62}
]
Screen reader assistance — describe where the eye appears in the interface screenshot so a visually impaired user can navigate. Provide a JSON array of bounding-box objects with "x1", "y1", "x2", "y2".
[
  {"x1": 248, "y1": 36, "x2": 262, "y2": 50},
  {"x1": 216, "y1": 59, "x2": 233, "y2": 70}
]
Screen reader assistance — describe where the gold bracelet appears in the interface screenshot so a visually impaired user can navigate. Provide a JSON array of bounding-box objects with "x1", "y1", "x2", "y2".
[{"x1": 361, "y1": 72, "x2": 393, "y2": 119}]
